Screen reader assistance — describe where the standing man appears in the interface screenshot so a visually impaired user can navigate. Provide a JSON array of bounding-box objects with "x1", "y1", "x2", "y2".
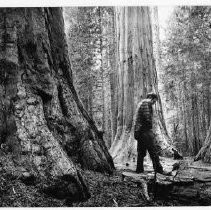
[{"x1": 134, "y1": 92, "x2": 165, "y2": 174}]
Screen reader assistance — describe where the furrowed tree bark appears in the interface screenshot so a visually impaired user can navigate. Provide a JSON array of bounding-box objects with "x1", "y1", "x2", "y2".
[
  {"x1": 98, "y1": 7, "x2": 113, "y2": 149},
  {"x1": 0, "y1": 7, "x2": 114, "y2": 202},
  {"x1": 109, "y1": 7, "x2": 118, "y2": 144},
  {"x1": 65, "y1": 73, "x2": 114, "y2": 173}
]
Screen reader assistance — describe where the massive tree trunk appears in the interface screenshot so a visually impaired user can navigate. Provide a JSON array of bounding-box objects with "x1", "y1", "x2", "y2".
[
  {"x1": 0, "y1": 7, "x2": 114, "y2": 202},
  {"x1": 109, "y1": 7, "x2": 174, "y2": 164}
]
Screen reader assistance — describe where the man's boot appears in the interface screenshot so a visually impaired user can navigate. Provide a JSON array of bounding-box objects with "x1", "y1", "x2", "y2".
[
  {"x1": 152, "y1": 157, "x2": 163, "y2": 174},
  {"x1": 153, "y1": 160, "x2": 172, "y2": 176}
]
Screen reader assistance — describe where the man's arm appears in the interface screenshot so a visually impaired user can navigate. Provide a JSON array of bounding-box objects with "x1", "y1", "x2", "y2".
[
  {"x1": 134, "y1": 103, "x2": 142, "y2": 130},
  {"x1": 134, "y1": 102, "x2": 143, "y2": 138}
]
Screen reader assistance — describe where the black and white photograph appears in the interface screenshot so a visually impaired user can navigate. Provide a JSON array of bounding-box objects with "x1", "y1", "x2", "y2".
[{"x1": 0, "y1": 0, "x2": 211, "y2": 207}]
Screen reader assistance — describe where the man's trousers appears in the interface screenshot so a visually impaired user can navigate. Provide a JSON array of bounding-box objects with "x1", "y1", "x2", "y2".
[{"x1": 136, "y1": 130, "x2": 163, "y2": 173}]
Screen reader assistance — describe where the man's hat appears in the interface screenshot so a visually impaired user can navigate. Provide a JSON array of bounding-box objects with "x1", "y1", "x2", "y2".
[{"x1": 146, "y1": 92, "x2": 158, "y2": 100}]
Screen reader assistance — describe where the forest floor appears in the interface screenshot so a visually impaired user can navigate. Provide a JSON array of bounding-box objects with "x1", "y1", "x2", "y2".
[
  {"x1": 73, "y1": 156, "x2": 211, "y2": 207},
  {"x1": 0, "y1": 154, "x2": 211, "y2": 207}
]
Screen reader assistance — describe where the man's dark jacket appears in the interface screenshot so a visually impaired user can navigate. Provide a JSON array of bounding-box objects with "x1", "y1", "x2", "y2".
[{"x1": 134, "y1": 99, "x2": 153, "y2": 140}]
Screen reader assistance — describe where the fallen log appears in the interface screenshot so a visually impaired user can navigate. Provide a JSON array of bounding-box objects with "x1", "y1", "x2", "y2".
[
  {"x1": 122, "y1": 166, "x2": 211, "y2": 205},
  {"x1": 188, "y1": 166, "x2": 211, "y2": 171},
  {"x1": 122, "y1": 171, "x2": 194, "y2": 185}
]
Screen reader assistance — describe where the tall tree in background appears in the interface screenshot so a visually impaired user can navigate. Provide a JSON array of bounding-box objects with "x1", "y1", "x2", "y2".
[
  {"x1": 65, "y1": 7, "x2": 97, "y2": 116},
  {"x1": 162, "y1": 6, "x2": 211, "y2": 157},
  {"x1": 0, "y1": 7, "x2": 114, "y2": 202},
  {"x1": 109, "y1": 7, "x2": 173, "y2": 163},
  {"x1": 65, "y1": 7, "x2": 115, "y2": 148}
]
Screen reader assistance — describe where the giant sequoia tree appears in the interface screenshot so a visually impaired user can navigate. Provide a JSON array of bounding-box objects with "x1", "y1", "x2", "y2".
[
  {"x1": 109, "y1": 7, "x2": 174, "y2": 163},
  {"x1": 0, "y1": 8, "x2": 114, "y2": 201}
]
